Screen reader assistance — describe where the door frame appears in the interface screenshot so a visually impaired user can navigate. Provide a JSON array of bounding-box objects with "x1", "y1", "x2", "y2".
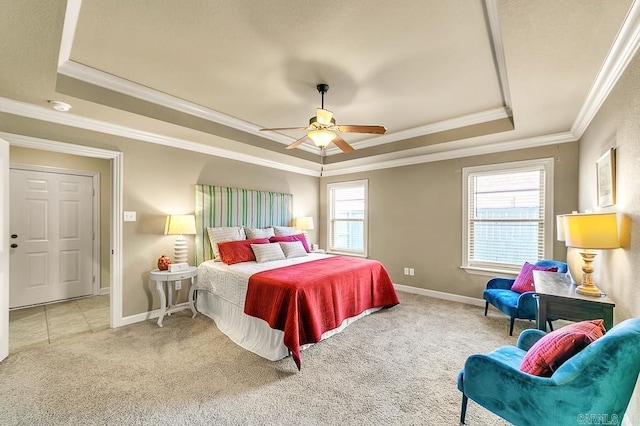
[
  {"x1": 10, "y1": 163, "x2": 101, "y2": 297},
  {"x1": 1, "y1": 137, "x2": 9, "y2": 361},
  {"x1": 2, "y1": 132, "x2": 123, "y2": 328}
]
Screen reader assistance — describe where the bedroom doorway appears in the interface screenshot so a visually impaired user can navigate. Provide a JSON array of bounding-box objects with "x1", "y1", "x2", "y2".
[{"x1": 0, "y1": 132, "x2": 124, "y2": 359}]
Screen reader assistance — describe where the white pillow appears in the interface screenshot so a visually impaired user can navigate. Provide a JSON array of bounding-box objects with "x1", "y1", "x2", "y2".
[
  {"x1": 251, "y1": 243, "x2": 286, "y2": 263},
  {"x1": 207, "y1": 226, "x2": 246, "y2": 261},
  {"x1": 244, "y1": 226, "x2": 275, "y2": 239},
  {"x1": 273, "y1": 226, "x2": 297, "y2": 236},
  {"x1": 279, "y1": 241, "x2": 307, "y2": 259}
]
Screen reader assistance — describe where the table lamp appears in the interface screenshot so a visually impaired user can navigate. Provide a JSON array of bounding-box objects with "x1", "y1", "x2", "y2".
[
  {"x1": 562, "y1": 212, "x2": 619, "y2": 296},
  {"x1": 295, "y1": 216, "x2": 314, "y2": 242},
  {"x1": 164, "y1": 214, "x2": 197, "y2": 264}
]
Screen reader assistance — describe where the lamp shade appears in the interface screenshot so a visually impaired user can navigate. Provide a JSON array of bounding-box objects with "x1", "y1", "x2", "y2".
[
  {"x1": 296, "y1": 216, "x2": 315, "y2": 231},
  {"x1": 307, "y1": 129, "x2": 336, "y2": 148},
  {"x1": 563, "y1": 213, "x2": 619, "y2": 249},
  {"x1": 164, "y1": 214, "x2": 196, "y2": 235}
]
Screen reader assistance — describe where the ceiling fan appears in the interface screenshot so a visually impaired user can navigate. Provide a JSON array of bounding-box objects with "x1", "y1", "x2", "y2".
[{"x1": 260, "y1": 84, "x2": 387, "y2": 153}]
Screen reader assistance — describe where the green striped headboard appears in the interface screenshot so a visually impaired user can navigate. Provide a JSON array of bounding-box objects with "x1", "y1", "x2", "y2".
[{"x1": 195, "y1": 185, "x2": 293, "y2": 264}]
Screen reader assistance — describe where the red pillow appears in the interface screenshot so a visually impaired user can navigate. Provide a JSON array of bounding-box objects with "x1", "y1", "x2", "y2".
[
  {"x1": 269, "y1": 233, "x2": 310, "y2": 253},
  {"x1": 511, "y1": 262, "x2": 558, "y2": 293},
  {"x1": 217, "y1": 238, "x2": 270, "y2": 265},
  {"x1": 520, "y1": 319, "x2": 606, "y2": 376}
]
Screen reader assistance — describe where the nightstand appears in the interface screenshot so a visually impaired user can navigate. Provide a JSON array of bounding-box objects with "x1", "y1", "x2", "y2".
[
  {"x1": 150, "y1": 266, "x2": 198, "y2": 327},
  {"x1": 310, "y1": 248, "x2": 325, "y2": 254}
]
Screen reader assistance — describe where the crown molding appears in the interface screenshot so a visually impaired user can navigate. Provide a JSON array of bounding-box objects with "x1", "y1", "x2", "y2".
[
  {"x1": 321, "y1": 132, "x2": 576, "y2": 177},
  {"x1": 571, "y1": 0, "x2": 640, "y2": 138},
  {"x1": 0, "y1": 97, "x2": 319, "y2": 177},
  {"x1": 322, "y1": 107, "x2": 510, "y2": 155},
  {"x1": 485, "y1": 0, "x2": 513, "y2": 115}
]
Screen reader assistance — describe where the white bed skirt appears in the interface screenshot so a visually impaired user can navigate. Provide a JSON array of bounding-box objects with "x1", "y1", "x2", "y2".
[{"x1": 195, "y1": 289, "x2": 381, "y2": 362}]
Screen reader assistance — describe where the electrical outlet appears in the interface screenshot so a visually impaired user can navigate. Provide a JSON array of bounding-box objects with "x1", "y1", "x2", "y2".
[
  {"x1": 403, "y1": 267, "x2": 409, "y2": 275},
  {"x1": 409, "y1": 268, "x2": 415, "y2": 276},
  {"x1": 175, "y1": 281, "x2": 182, "y2": 291}
]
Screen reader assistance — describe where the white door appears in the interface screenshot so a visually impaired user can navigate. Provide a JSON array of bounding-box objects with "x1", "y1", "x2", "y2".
[
  {"x1": 0, "y1": 138, "x2": 9, "y2": 361},
  {"x1": 9, "y1": 168, "x2": 94, "y2": 308}
]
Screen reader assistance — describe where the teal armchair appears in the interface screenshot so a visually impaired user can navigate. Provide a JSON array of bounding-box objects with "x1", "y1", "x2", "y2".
[
  {"x1": 457, "y1": 318, "x2": 640, "y2": 425},
  {"x1": 483, "y1": 259, "x2": 568, "y2": 335}
]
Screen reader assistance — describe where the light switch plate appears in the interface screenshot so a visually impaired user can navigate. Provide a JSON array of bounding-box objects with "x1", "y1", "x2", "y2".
[{"x1": 123, "y1": 211, "x2": 136, "y2": 222}]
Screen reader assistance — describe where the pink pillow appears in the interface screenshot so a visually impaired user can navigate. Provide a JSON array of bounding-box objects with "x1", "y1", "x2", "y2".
[
  {"x1": 217, "y1": 238, "x2": 270, "y2": 265},
  {"x1": 511, "y1": 262, "x2": 558, "y2": 293},
  {"x1": 269, "y1": 233, "x2": 310, "y2": 253},
  {"x1": 520, "y1": 319, "x2": 606, "y2": 377}
]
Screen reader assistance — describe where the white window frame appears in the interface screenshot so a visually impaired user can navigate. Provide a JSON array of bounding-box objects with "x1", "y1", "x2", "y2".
[
  {"x1": 461, "y1": 158, "x2": 554, "y2": 276},
  {"x1": 327, "y1": 179, "x2": 368, "y2": 257}
]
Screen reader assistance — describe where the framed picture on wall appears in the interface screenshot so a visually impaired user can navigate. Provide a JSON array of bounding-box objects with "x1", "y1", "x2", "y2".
[{"x1": 596, "y1": 148, "x2": 616, "y2": 207}]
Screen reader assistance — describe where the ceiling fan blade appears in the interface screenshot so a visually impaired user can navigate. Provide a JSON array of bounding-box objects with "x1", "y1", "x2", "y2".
[
  {"x1": 331, "y1": 134, "x2": 355, "y2": 154},
  {"x1": 316, "y1": 108, "x2": 334, "y2": 126},
  {"x1": 286, "y1": 135, "x2": 309, "y2": 150},
  {"x1": 260, "y1": 126, "x2": 308, "y2": 132},
  {"x1": 336, "y1": 125, "x2": 387, "y2": 134}
]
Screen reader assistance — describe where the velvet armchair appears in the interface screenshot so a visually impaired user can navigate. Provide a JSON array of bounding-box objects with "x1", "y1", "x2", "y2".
[
  {"x1": 457, "y1": 318, "x2": 640, "y2": 425},
  {"x1": 483, "y1": 259, "x2": 568, "y2": 335}
]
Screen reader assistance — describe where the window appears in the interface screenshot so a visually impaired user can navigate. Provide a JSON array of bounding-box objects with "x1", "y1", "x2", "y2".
[
  {"x1": 462, "y1": 158, "x2": 554, "y2": 274},
  {"x1": 327, "y1": 180, "x2": 368, "y2": 257}
]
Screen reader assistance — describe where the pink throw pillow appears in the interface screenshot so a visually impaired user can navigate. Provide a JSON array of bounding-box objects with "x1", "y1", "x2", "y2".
[
  {"x1": 511, "y1": 262, "x2": 558, "y2": 293},
  {"x1": 269, "y1": 233, "x2": 310, "y2": 253},
  {"x1": 217, "y1": 238, "x2": 270, "y2": 265},
  {"x1": 520, "y1": 319, "x2": 606, "y2": 376}
]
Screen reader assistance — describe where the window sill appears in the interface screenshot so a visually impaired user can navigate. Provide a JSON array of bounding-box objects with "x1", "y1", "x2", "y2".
[
  {"x1": 460, "y1": 266, "x2": 519, "y2": 278},
  {"x1": 327, "y1": 251, "x2": 367, "y2": 258}
]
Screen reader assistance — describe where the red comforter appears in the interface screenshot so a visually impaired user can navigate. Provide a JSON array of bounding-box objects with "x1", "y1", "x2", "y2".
[{"x1": 244, "y1": 256, "x2": 399, "y2": 369}]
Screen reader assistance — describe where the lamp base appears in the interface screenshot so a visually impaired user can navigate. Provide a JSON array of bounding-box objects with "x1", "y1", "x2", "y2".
[
  {"x1": 575, "y1": 283, "x2": 603, "y2": 297},
  {"x1": 575, "y1": 250, "x2": 603, "y2": 297},
  {"x1": 174, "y1": 235, "x2": 188, "y2": 264}
]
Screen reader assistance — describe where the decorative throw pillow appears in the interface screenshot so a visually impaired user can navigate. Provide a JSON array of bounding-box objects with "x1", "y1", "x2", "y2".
[
  {"x1": 279, "y1": 241, "x2": 308, "y2": 259},
  {"x1": 269, "y1": 233, "x2": 310, "y2": 253},
  {"x1": 218, "y1": 238, "x2": 270, "y2": 265},
  {"x1": 511, "y1": 262, "x2": 558, "y2": 293},
  {"x1": 273, "y1": 226, "x2": 298, "y2": 236},
  {"x1": 520, "y1": 319, "x2": 606, "y2": 377},
  {"x1": 244, "y1": 226, "x2": 275, "y2": 239},
  {"x1": 251, "y1": 243, "x2": 286, "y2": 263},
  {"x1": 206, "y1": 226, "x2": 246, "y2": 261}
]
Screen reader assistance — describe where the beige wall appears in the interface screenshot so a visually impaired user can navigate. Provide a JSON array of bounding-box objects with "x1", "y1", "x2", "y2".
[
  {"x1": 577, "y1": 47, "x2": 640, "y2": 422},
  {"x1": 9, "y1": 147, "x2": 111, "y2": 292},
  {"x1": 321, "y1": 142, "x2": 579, "y2": 298}
]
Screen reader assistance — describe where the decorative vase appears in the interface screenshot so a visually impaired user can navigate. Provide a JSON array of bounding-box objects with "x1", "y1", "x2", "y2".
[{"x1": 157, "y1": 255, "x2": 172, "y2": 271}]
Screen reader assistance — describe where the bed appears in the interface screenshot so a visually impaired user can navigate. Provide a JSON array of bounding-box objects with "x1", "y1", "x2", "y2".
[{"x1": 192, "y1": 185, "x2": 399, "y2": 369}]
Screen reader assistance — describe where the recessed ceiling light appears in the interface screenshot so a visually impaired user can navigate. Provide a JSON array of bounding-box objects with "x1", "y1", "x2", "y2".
[{"x1": 47, "y1": 100, "x2": 71, "y2": 112}]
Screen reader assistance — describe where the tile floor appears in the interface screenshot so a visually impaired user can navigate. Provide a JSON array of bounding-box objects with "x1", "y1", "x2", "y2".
[{"x1": 9, "y1": 294, "x2": 110, "y2": 353}]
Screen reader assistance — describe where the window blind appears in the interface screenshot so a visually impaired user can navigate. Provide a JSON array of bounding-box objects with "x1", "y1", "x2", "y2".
[{"x1": 465, "y1": 163, "x2": 549, "y2": 270}]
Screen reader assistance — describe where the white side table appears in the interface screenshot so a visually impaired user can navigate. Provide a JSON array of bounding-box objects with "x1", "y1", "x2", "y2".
[
  {"x1": 310, "y1": 248, "x2": 325, "y2": 254},
  {"x1": 150, "y1": 266, "x2": 198, "y2": 327}
]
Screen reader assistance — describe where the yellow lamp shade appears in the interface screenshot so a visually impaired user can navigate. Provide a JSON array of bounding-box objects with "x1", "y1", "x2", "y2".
[
  {"x1": 296, "y1": 216, "x2": 315, "y2": 231},
  {"x1": 164, "y1": 214, "x2": 197, "y2": 235},
  {"x1": 563, "y1": 212, "x2": 619, "y2": 249}
]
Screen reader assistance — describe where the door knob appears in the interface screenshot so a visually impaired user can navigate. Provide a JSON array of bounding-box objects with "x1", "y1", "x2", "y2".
[
  {"x1": 11, "y1": 234, "x2": 17, "y2": 238},
  {"x1": 10, "y1": 244, "x2": 18, "y2": 248}
]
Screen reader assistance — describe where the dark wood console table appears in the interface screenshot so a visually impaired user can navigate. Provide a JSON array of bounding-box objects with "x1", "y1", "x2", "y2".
[{"x1": 533, "y1": 270, "x2": 615, "y2": 331}]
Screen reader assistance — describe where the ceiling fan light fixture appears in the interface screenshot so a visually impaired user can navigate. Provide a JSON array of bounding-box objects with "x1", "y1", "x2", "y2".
[{"x1": 308, "y1": 129, "x2": 336, "y2": 148}]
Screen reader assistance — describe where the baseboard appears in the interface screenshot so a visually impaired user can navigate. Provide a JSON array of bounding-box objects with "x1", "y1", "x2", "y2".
[
  {"x1": 120, "y1": 286, "x2": 484, "y2": 327},
  {"x1": 120, "y1": 309, "x2": 162, "y2": 326},
  {"x1": 99, "y1": 287, "x2": 110, "y2": 295},
  {"x1": 393, "y1": 283, "x2": 485, "y2": 307}
]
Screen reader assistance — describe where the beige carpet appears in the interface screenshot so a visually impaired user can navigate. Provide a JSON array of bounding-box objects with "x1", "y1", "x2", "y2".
[{"x1": 0, "y1": 291, "x2": 526, "y2": 425}]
